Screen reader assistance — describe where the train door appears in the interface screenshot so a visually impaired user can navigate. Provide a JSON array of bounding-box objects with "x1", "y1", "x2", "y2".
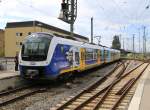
[
  {"x1": 97, "y1": 50, "x2": 101, "y2": 64},
  {"x1": 72, "y1": 47, "x2": 80, "y2": 68},
  {"x1": 80, "y1": 48, "x2": 85, "y2": 70}
]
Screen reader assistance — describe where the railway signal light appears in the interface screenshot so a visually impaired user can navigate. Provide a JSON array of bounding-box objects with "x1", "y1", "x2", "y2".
[
  {"x1": 58, "y1": 0, "x2": 77, "y2": 38},
  {"x1": 58, "y1": 1, "x2": 69, "y2": 22},
  {"x1": 58, "y1": 0, "x2": 77, "y2": 24}
]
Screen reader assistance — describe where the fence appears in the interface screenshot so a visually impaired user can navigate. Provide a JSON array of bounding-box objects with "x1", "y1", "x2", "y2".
[{"x1": 0, "y1": 58, "x2": 15, "y2": 71}]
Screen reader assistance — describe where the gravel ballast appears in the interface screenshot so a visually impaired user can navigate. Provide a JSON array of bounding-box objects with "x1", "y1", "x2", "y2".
[{"x1": 1, "y1": 62, "x2": 118, "y2": 110}]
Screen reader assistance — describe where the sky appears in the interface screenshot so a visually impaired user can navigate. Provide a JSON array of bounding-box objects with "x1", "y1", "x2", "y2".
[{"x1": 0, "y1": 0, "x2": 150, "y2": 52}]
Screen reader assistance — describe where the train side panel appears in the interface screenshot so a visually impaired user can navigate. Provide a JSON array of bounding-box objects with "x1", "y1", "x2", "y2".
[{"x1": 19, "y1": 33, "x2": 121, "y2": 80}]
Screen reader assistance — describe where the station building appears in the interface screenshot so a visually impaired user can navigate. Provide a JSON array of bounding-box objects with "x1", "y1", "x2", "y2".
[
  {"x1": 0, "y1": 29, "x2": 4, "y2": 56},
  {"x1": 5, "y1": 21, "x2": 89, "y2": 57}
]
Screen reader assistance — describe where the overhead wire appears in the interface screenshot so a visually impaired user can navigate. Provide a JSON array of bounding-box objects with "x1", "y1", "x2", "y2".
[
  {"x1": 95, "y1": 0, "x2": 123, "y2": 31},
  {"x1": 111, "y1": 0, "x2": 130, "y2": 19},
  {"x1": 107, "y1": 0, "x2": 140, "y2": 50},
  {"x1": 16, "y1": 0, "x2": 53, "y2": 17},
  {"x1": 96, "y1": 0, "x2": 128, "y2": 22},
  {"x1": 97, "y1": 0, "x2": 131, "y2": 41},
  {"x1": 95, "y1": 0, "x2": 110, "y2": 19},
  {"x1": 137, "y1": 0, "x2": 150, "y2": 22}
]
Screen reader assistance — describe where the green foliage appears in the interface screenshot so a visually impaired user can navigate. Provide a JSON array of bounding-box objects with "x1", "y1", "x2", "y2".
[{"x1": 112, "y1": 35, "x2": 121, "y2": 49}]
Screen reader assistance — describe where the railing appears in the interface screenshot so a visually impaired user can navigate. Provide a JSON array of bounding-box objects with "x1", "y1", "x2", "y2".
[{"x1": 0, "y1": 58, "x2": 15, "y2": 71}]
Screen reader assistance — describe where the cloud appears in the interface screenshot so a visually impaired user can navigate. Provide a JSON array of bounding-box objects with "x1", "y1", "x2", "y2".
[{"x1": 0, "y1": 0, "x2": 150, "y2": 51}]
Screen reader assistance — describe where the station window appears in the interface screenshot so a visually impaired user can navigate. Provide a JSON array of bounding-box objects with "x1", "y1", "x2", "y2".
[
  {"x1": 16, "y1": 32, "x2": 23, "y2": 37},
  {"x1": 20, "y1": 33, "x2": 23, "y2": 36},
  {"x1": 28, "y1": 32, "x2": 31, "y2": 35},
  {"x1": 20, "y1": 42, "x2": 22, "y2": 46},
  {"x1": 16, "y1": 42, "x2": 22, "y2": 47},
  {"x1": 16, "y1": 33, "x2": 20, "y2": 36},
  {"x1": 16, "y1": 42, "x2": 20, "y2": 45}
]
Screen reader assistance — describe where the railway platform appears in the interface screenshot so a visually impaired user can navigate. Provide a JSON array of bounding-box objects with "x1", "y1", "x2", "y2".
[
  {"x1": 0, "y1": 71, "x2": 19, "y2": 80},
  {"x1": 128, "y1": 65, "x2": 150, "y2": 110}
]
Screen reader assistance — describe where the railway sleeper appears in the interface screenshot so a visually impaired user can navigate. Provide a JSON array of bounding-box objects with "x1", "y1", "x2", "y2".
[
  {"x1": 82, "y1": 93, "x2": 94, "y2": 97},
  {"x1": 79, "y1": 96, "x2": 91, "y2": 100},
  {"x1": 116, "y1": 105, "x2": 128, "y2": 109},
  {"x1": 86, "y1": 102, "x2": 98, "y2": 107},
  {"x1": 107, "y1": 95, "x2": 120, "y2": 99},
  {"x1": 82, "y1": 106, "x2": 94, "y2": 110},
  {"x1": 100, "y1": 104, "x2": 114, "y2": 108},
  {"x1": 67, "y1": 105, "x2": 79, "y2": 109},
  {"x1": 98, "y1": 108, "x2": 111, "y2": 110},
  {"x1": 75, "y1": 98, "x2": 87, "y2": 102},
  {"x1": 104, "y1": 98, "x2": 130, "y2": 103},
  {"x1": 103, "y1": 101, "x2": 128, "y2": 106}
]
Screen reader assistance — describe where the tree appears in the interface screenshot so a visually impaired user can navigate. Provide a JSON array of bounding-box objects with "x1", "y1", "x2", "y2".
[{"x1": 112, "y1": 35, "x2": 121, "y2": 49}]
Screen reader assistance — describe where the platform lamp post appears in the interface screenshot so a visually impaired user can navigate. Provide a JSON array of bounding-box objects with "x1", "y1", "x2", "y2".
[{"x1": 58, "y1": 0, "x2": 77, "y2": 38}]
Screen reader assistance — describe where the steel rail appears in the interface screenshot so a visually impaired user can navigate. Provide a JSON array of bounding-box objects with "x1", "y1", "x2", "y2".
[
  {"x1": 55, "y1": 62, "x2": 122, "y2": 110},
  {"x1": 55, "y1": 62, "x2": 143, "y2": 110},
  {"x1": 73, "y1": 62, "x2": 144, "y2": 110},
  {"x1": 0, "y1": 85, "x2": 34, "y2": 96},
  {"x1": 111, "y1": 63, "x2": 149, "y2": 110},
  {"x1": 92, "y1": 63, "x2": 145, "y2": 110},
  {"x1": 73, "y1": 63, "x2": 126, "y2": 110},
  {"x1": 0, "y1": 88, "x2": 46, "y2": 107},
  {"x1": 116, "y1": 78, "x2": 134, "y2": 95},
  {"x1": 115, "y1": 61, "x2": 127, "y2": 78}
]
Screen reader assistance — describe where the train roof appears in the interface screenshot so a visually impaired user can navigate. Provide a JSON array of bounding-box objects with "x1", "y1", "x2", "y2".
[{"x1": 25, "y1": 32, "x2": 120, "y2": 52}]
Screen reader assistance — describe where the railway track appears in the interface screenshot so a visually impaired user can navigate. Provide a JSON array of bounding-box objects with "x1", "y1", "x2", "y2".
[
  {"x1": 0, "y1": 85, "x2": 47, "y2": 107},
  {"x1": 0, "y1": 60, "x2": 142, "y2": 109},
  {"x1": 52, "y1": 61, "x2": 147, "y2": 110},
  {"x1": 0, "y1": 61, "x2": 124, "y2": 108}
]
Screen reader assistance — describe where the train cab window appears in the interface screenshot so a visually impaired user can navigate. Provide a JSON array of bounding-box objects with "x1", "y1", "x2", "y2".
[{"x1": 21, "y1": 33, "x2": 52, "y2": 61}]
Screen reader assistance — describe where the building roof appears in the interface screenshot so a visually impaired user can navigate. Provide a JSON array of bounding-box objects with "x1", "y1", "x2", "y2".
[{"x1": 6, "y1": 21, "x2": 89, "y2": 42}]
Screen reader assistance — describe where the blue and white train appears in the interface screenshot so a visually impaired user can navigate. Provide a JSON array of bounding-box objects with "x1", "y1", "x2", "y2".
[{"x1": 19, "y1": 32, "x2": 120, "y2": 80}]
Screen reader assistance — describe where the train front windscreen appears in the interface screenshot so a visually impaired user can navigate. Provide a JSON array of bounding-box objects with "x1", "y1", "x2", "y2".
[{"x1": 21, "y1": 33, "x2": 52, "y2": 61}]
